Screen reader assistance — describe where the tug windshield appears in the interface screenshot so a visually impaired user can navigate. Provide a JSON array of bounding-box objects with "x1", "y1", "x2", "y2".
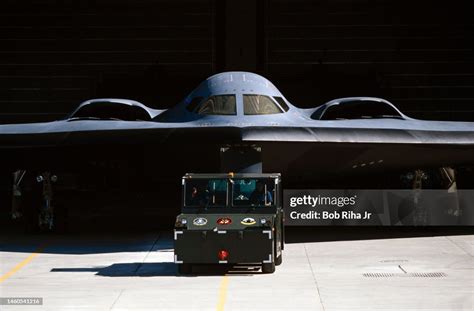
[
  {"x1": 183, "y1": 177, "x2": 277, "y2": 208},
  {"x1": 184, "y1": 178, "x2": 227, "y2": 208},
  {"x1": 231, "y1": 178, "x2": 275, "y2": 207}
]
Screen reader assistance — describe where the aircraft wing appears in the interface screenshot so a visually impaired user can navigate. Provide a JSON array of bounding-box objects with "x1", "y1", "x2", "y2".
[
  {"x1": 241, "y1": 121, "x2": 474, "y2": 145},
  {"x1": 2, "y1": 117, "x2": 473, "y2": 147},
  {"x1": 1, "y1": 72, "x2": 473, "y2": 175},
  {"x1": 0, "y1": 119, "x2": 473, "y2": 182}
]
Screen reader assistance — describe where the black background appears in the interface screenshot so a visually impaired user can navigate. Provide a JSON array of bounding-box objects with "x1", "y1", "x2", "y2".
[{"x1": 1, "y1": 0, "x2": 473, "y2": 124}]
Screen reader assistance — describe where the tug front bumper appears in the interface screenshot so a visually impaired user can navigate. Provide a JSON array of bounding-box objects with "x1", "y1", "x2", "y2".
[{"x1": 174, "y1": 229, "x2": 274, "y2": 264}]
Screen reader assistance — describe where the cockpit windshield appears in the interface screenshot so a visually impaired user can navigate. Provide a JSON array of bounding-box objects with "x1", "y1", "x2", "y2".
[
  {"x1": 196, "y1": 95, "x2": 236, "y2": 115},
  {"x1": 243, "y1": 95, "x2": 283, "y2": 115}
]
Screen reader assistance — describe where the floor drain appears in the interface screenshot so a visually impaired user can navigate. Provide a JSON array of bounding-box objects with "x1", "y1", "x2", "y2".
[{"x1": 363, "y1": 272, "x2": 447, "y2": 278}]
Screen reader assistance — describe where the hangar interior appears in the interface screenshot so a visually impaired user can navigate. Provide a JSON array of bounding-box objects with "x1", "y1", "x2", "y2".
[
  {"x1": 1, "y1": 0, "x2": 473, "y2": 123},
  {"x1": 0, "y1": 0, "x2": 473, "y2": 231}
]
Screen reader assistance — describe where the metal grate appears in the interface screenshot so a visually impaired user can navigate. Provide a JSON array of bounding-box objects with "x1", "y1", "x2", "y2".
[{"x1": 363, "y1": 272, "x2": 447, "y2": 278}]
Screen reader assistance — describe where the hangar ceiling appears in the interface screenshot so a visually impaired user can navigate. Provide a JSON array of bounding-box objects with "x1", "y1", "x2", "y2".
[{"x1": 0, "y1": 0, "x2": 473, "y2": 123}]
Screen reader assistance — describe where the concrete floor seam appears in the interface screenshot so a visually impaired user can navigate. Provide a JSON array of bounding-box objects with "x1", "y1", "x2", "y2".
[
  {"x1": 445, "y1": 236, "x2": 473, "y2": 257},
  {"x1": 110, "y1": 289, "x2": 124, "y2": 310},
  {"x1": 303, "y1": 243, "x2": 326, "y2": 311},
  {"x1": 135, "y1": 233, "x2": 162, "y2": 276}
]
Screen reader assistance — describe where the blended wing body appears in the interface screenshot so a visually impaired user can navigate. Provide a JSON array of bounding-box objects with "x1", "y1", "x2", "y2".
[{"x1": 1, "y1": 72, "x2": 473, "y2": 179}]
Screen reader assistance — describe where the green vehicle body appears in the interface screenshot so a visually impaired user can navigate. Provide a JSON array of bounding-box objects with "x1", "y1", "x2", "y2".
[{"x1": 174, "y1": 173, "x2": 284, "y2": 274}]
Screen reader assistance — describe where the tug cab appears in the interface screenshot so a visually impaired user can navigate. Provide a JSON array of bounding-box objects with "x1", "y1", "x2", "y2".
[{"x1": 174, "y1": 173, "x2": 284, "y2": 274}]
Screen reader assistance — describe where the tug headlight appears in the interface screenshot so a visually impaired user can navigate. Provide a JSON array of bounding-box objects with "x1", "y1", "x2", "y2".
[{"x1": 175, "y1": 218, "x2": 187, "y2": 228}]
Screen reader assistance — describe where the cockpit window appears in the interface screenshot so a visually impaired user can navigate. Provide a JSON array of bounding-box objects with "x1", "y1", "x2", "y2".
[
  {"x1": 243, "y1": 95, "x2": 283, "y2": 115},
  {"x1": 196, "y1": 95, "x2": 236, "y2": 115},
  {"x1": 273, "y1": 96, "x2": 290, "y2": 112}
]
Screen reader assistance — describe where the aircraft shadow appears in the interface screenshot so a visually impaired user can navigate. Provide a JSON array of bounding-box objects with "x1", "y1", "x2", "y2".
[
  {"x1": 0, "y1": 232, "x2": 175, "y2": 255},
  {"x1": 1, "y1": 227, "x2": 472, "y2": 255}
]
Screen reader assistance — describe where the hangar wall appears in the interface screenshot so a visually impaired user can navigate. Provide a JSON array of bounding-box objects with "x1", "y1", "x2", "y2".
[
  {"x1": 264, "y1": 0, "x2": 474, "y2": 120},
  {"x1": 0, "y1": 0, "x2": 216, "y2": 123},
  {"x1": 0, "y1": 0, "x2": 473, "y2": 123}
]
